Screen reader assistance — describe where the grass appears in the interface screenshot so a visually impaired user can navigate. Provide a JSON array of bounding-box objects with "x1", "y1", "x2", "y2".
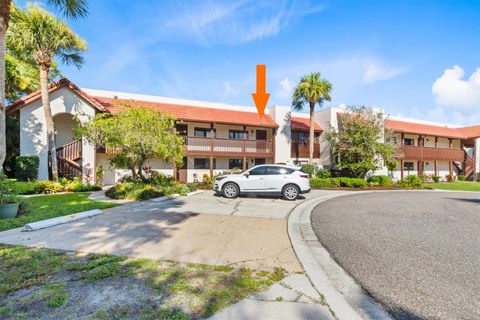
[
  {"x1": 0, "y1": 245, "x2": 287, "y2": 319},
  {"x1": 428, "y1": 181, "x2": 480, "y2": 192},
  {"x1": 0, "y1": 193, "x2": 117, "y2": 231}
]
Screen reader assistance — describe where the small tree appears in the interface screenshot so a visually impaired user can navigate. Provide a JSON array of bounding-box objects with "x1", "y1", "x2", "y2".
[
  {"x1": 325, "y1": 106, "x2": 396, "y2": 178},
  {"x1": 78, "y1": 107, "x2": 184, "y2": 180}
]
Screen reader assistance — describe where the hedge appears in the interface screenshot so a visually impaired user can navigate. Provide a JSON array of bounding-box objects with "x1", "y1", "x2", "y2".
[
  {"x1": 367, "y1": 175, "x2": 392, "y2": 186},
  {"x1": 15, "y1": 156, "x2": 39, "y2": 181},
  {"x1": 337, "y1": 177, "x2": 367, "y2": 188},
  {"x1": 310, "y1": 178, "x2": 340, "y2": 189}
]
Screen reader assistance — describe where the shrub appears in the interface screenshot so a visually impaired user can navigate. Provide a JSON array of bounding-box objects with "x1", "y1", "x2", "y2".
[
  {"x1": 337, "y1": 177, "x2": 367, "y2": 188},
  {"x1": 432, "y1": 176, "x2": 440, "y2": 183},
  {"x1": 105, "y1": 178, "x2": 191, "y2": 201},
  {"x1": 310, "y1": 178, "x2": 340, "y2": 189},
  {"x1": 400, "y1": 175, "x2": 423, "y2": 188},
  {"x1": 301, "y1": 164, "x2": 314, "y2": 177},
  {"x1": 11, "y1": 181, "x2": 38, "y2": 194},
  {"x1": 367, "y1": 175, "x2": 392, "y2": 186},
  {"x1": 33, "y1": 181, "x2": 64, "y2": 194},
  {"x1": 64, "y1": 177, "x2": 102, "y2": 192},
  {"x1": 445, "y1": 174, "x2": 455, "y2": 182},
  {"x1": 14, "y1": 156, "x2": 39, "y2": 181},
  {"x1": 458, "y1": 175, "x2": 466, "y2": 181},
  {"x1": 315, "y1": 169, "x2": 331, "y2": 179}
]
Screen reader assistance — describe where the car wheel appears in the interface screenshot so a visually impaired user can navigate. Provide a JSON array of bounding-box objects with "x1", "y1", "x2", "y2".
[
  {"x1": 222, "y1": 182, "x2": 239, "y2": 199},
  {"x1": 282, "y1": 184, "x2": 299, "y2": 201}
]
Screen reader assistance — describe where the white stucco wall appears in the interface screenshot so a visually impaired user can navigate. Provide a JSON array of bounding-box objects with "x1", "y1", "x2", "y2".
[
  {"x1": 19, "y1": 87, "x2": 97, "y2": 181},
  {"x1": 475, "y1": 138, "x2": 480, "y2": 178},
  {"x1": 267, "y1": 105, "x2": 291, "y2": 164}
]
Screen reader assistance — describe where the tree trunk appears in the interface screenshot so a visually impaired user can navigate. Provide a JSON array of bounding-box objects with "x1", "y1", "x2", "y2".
[
  {"x1": 0, "y1": 0, "x2": 11, "y2": 171},
  {"x1": 40, "y1": 66, "x2": 58, "y2": 180},
  {"x1": 309, "y1": 101, "x2": 315, "y2": 164}
]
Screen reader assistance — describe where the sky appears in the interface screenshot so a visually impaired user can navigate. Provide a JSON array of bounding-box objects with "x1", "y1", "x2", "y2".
[{"x1": 17, "y1": 0, "x2": 480, "y2": 125}]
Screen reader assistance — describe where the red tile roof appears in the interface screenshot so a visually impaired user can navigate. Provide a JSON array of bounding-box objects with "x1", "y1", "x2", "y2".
[
  {"x1": 385, "y1": 119, "x2": 465, "y2": 139},
  {"x1": 291, "y1": 117, "x2": 322, "y2": 132},
  {"x1": 458, "y1": 125, "x2": 480, "y2": 139},
  {"x1": 6, "y1": 78, "x2": 106, "y2": 114},
  {"x1": 91, "y1": 96, "x2": 278, "y2": 128}
]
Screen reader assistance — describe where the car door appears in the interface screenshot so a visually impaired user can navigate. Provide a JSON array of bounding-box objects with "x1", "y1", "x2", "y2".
[
  {"x1": 241, "y1": 166, "x2": 267, "y2": 191},
  {"x1": 265, "y1": 166, "x2": 294, "y2": 192}
]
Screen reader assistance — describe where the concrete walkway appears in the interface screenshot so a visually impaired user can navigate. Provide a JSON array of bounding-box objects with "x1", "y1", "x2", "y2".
[{"x1": 210, "y1": 274, "x2": 335, "y2": 320}]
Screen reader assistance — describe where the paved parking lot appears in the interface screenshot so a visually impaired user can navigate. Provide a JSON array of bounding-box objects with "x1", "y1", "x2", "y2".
[
  {"x1": 0, "y1": 190, "x2": 329, "y2": 271},
  {"x1": 311, "y1": 191, "x2": 480, "y2": 320}
]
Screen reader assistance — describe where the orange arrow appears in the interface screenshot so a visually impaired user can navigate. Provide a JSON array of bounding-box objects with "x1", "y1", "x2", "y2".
[{"x1": 252, "y1": 64, "x2": 270, "y2": 118}]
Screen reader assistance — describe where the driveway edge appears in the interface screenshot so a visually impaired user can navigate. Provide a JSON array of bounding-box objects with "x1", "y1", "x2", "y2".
[{"x1": 287, "y1": 191, "x2": 393, "y2": 320}]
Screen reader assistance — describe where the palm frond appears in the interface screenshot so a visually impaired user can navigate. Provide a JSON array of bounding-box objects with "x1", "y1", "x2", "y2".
[{"x1": 45, "y1": 0, "x2": 88, "y2": 19}]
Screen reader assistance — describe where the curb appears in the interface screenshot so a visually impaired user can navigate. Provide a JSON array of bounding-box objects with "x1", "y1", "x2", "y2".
[
  {"x1": 24, "y1": 209, "x2": 103, "y2": 232},
  {"x1": 287, "y1": 191, "x2": 393, "y2": 320}
]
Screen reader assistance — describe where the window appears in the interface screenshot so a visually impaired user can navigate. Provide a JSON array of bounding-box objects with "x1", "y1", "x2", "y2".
[
  {"x1": 292, "y1": 131, "x2": 320, "y2": 143},
  {"x1": 194, "y1": 127, "x2": 216, "y2": 138},
  {"x1": 229, "y1": 159, "x2": 243, "y2": 169},
  {"x1": 194, "y1": 158, "x2": 216, "y2": 169},
  {"x1": 229, "y1": 130, "x2": 248, "y2": 140},
  {"x1": 403, "y1": 138, "x2": 414, "y2": 146},
  {"x1": 403, "y1": 161, "x2": 414, "y2": 171},
  {"x1": 248, "y1": 166, "x2": 266, "y2": 175},
  {"x1": 265, "y1": 166, "x2": 294, "y2": 175},
  {"x1": 292, "y1": 131, "x2": 309, "y2": 143}
]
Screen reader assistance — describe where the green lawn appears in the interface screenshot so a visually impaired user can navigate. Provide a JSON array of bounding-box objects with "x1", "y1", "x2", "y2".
[
  {"x1": 0, "y1": 193, "x2": 117, "y2": 232},
  {"x1": 428, "y1": 181, "x2": 480, "y2": 192}
]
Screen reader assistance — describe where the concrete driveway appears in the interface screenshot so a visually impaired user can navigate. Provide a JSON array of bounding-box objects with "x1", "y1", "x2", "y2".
[
  {"x1": 311, "y1": 191, "x2": 480, "y2": 320},
  {"x1": 0, "y1": 190, "x2": 328, "y2": 272}
]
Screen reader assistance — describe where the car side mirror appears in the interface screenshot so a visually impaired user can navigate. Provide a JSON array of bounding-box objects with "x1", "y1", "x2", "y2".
[{"x1": 244, "y1": 172, "x2": 250, "y2": 178}]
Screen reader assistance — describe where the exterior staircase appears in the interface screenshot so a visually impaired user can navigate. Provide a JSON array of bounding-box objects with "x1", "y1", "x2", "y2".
[
  {"x1": 465, "y1": 153, "x2": 475, "y2": 181},
  {"x1": 55, "y1": 140, "x2": 82, "y2": 179}
]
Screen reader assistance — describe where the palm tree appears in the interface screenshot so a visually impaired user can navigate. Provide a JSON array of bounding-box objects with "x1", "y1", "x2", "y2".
[
  {"x1": 7, "y1": 4, "x2": 87, "y2": 180},
  {"x1": 0, "y1": 0, "x2": 87, "y2": 172},
  {"x1": 292, "y1": 72, "x2": 332, "y2": 164}
]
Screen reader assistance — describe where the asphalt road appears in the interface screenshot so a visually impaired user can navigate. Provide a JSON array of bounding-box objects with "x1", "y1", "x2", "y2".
[{"x1": 311, "y1": 191, "x2": 480, "y2": 320}]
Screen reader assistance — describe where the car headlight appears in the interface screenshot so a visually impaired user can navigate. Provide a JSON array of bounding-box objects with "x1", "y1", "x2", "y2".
[{"x1": 216, "y1": 176, "x2": 226, "y2": 181}]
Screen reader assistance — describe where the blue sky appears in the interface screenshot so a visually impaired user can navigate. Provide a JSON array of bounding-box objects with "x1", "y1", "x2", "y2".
[{"x1": 17, "y1": 0, "x2": 480, "y2": 124}]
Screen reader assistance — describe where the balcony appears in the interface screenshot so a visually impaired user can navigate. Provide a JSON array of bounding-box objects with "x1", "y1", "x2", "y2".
[
  {"x1": 291, "y1": 142, "x2": 320, "y2": 159},
  {"x1": 183, "y1": 136, "x2": 274, "y2": 157},
  {"x1": 397, "y1": 145, "x2": 465, "y2": 161}
]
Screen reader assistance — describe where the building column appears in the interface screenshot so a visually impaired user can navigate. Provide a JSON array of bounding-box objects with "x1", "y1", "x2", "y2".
[
  {"x1": 272, "y1": 128, "x2": 276, "y2": 164},
  {"x1": 434, "y1": 161, "x2": 438, "y2": 176},
  {"x1": 418, "y1": 160, "x2": 422, "y2": 176},
  {"x1": 210, "y1": 123, "x2": 214, "y2": 177},
  {"x1": 400, "y1": 159, "x2": 404, "y2": 180},
  {"x1": 449, "y1": 161, "x2": 453, "y2": 176},
  {"x1": 474, "y1": 137, "x2": 480, "y2": 180},
  {"x1": 242, "y1": 125, "x2": 247, "y2": 171}
]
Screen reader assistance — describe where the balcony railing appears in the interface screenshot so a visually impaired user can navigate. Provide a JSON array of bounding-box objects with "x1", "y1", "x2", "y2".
[
  {"x1": 183, "y1": 136, "x2": 274, "y2": 157},
  {"x1": 396, "y1": 145, "x2": 465, "y2": 161},
  {"x1": 291, "y1": 142, "x2": 320, "y2": 159}
]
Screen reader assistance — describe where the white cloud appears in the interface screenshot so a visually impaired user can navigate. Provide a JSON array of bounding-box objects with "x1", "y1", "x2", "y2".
[
  {"x1": 221, "y1": 81, "x2": 239, "y2": 100},
  {"x1": 363, "y1": 59, "x2": 407, "y2": 83},
  {"x1": 432, "y1": 65, "x2": 480, "y2": 113},
  {"x1": 276, "y1": 77, "x2": 293, "y2": 99},
  {"x1": 162, "y1": 0, "x2": 326, "y2": 45}
]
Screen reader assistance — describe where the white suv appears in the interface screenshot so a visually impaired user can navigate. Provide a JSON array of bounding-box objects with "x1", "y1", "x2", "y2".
[{"x1": 213, "y1": 164, "x2": 310, "y2": 200}]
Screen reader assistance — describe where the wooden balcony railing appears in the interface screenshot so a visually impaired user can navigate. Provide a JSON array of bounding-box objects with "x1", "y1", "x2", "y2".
[
  {"x1": 291, "y1": 142, "x2": 320, "y2": 159},
  {"x1": 184, "y1": 136, "x2": 273, "y2": 157},
  {"x1": 396, "y1": 145, "x2": 465, "y2": 161},
  {"x1": 56, "y1": 139, "x2": 82, "y2": 161}
]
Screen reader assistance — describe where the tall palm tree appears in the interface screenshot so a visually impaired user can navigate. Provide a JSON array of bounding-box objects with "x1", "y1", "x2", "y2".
[
  {"x1": 0, "y1": 0, "x2": 87, "y2": 172},
  {"x1": 7, "y1": 4, "x2": 87, "y2": 180},
  {"x1": 292, "y1": 72, "x2": 332, "y2": 164}
]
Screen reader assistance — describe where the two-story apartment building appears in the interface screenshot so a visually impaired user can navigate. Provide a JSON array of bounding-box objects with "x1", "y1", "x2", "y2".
[{"x1": 7, "y1": 78, "x2": 480, "y2": 183}]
